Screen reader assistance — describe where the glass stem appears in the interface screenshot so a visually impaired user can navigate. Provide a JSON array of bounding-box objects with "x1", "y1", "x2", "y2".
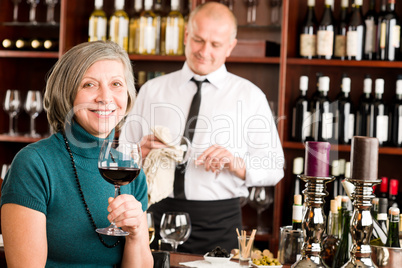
[
  {"x1": 30, "y1": 116, "x2": 35, "y2": 136},
  {"x1": 110, "y1": 186, "x2": 120, "y2": 228},
  {"x1": 13, "y1": 5, "x2": 18, "y2": 22},
  {"x1": 9, "y1": 115, "x2": 14, "y2": 135}
]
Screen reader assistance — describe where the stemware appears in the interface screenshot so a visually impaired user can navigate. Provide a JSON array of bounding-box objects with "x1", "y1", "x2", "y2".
[
  {"x1": 147, "y1": 212, "x2": 155, "y2": 244},
  {"x1": 27, "y1": 0, "x2": 40, "y2": 24},
  {"x1": 3, "y1": 89, "x2": 21, "y2": 136},
  {"x1": 11, "y1": 0, "x2": 22, "y2": 22},
  {"x1": 160, "y1": 212, "x2": 191, "y2": 252},
  {"x1": 244, "y1": 0, "x2": 259, "y2": 25},
  {"x1": 269, "y1": 0, "x2": 282, "y2": 26},
  {"x1": 45, "y1": 0, "x2": 58, "y2": 24},
  {"x1": 24, "y1": 90, "x2": 43, "y2": 138},
  {"x1": 247, "y1": 186, "x2": 274, "y2": 234},
  {"x1": 97, "y1": 139, "x2": 142, "y2": 236}
]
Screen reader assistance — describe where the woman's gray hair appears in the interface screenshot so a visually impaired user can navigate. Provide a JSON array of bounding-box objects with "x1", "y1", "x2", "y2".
[{"x1": 43, "y1": 41, "x2": 136, "y2": 133}]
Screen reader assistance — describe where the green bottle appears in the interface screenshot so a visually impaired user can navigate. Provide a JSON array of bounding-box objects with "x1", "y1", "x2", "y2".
[
  {"x1": 385, "y1": 207, "x2": 401, "y2": 247},
  {"x1": 332, "y1": 210, "x2": 352, "y2": 268}
]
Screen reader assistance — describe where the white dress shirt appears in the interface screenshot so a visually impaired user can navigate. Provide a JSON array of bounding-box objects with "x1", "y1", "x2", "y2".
[{"x1": 120, "y1": 63, "x2": 284, "y2": 200}]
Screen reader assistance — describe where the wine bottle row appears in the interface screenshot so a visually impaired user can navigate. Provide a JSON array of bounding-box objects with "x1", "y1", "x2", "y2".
[
  {"x1": 291, "y1": 73, "x2": 402, "y2": 147},
  {"x1": 300, "y1": 0, "x2": 401, "y2": 61},
  {"x1": 88, "y1": 0, "x2": 185, "y2": 55},
  {"x1": 1, "y1": 38, "x2": 59, "y2": 51}
]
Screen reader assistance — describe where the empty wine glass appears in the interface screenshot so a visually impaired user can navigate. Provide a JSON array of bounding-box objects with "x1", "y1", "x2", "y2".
[
  {"x1": 27, "y1": 0, "x2": 40, "y2": 24},
  {"x1": 269, "y1": 0, "x2": 282, "y2": 26},
  {"x1": 160, "y1": 212, "x2": 191, "y2": 252},
  {"x1": 247, "y1": 186, "x2": 274, "y2": 234},
  {"x1": 3, "y1": 89, "x2": 21, "y2": 136},
  {"x1": 45, "y1": 0, "x2": 58, "y2": 24},
  {"x1": 11, "y1": 0, "x2": 22, "y2": 22},
  {"x1": 24, "y1": 90, "x2": 43, "y2": 138},
  {"x1": 244, "y1": 0, "x2": 259, "y2": 25},
  {"x1": 147, "y1": 212, "x2": 155, "y2": 244},
  {"x1": 97, "y1": 139, "x2": 142, "y2": 236}
]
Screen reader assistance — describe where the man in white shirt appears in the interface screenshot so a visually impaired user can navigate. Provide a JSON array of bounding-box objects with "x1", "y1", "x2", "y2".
[{"x1": 120, "y1": 2, "x2": 284, "y2": 254}]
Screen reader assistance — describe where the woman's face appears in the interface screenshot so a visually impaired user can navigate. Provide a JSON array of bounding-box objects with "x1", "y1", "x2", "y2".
[{"x1": 73, "y1": 60, "x2": 128, "y2": 138}]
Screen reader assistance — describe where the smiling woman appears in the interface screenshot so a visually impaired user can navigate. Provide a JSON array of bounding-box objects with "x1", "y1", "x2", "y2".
[{"x1": 0, "y1": 41, "x2": 153, "y2": 268}]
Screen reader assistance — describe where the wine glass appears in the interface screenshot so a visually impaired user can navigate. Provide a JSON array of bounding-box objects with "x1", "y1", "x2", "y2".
[
  {"x1": 244, "y1": 0, "x2": 259, "y2": 25},
  {"x1": 247, "y1": 186, "x2": 274, "y2": 234},
  {"x1": 27, "y1": 0, "x2": 40, "y2": 24},
  {"x1": 11, "y1": 0, "x2": 22, "y2": 22},
  {"x1": 269, "y1": 0, "x2": 282, "y2": 26},
  {"x1": 24, "y1": 90, "x2": 43, "y2": 138},
  {"x1": 3, "y1": 89, "x2": 21, "y2": 136},
  {"x1": 147, "y1": 212, "x2": 155, "y2": 244},
  {"x1": 160, "y1": 212, "x2": 191, "y2": 252},
  {"x1": 45, "y1": 0, "x2": 58, "y2": 24},
  {"x1": 97, "y1": 139, "x2": 142, "y2": 236}
]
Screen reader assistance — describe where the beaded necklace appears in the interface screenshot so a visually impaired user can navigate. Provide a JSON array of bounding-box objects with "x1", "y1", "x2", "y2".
[{"x1": 62, "y1": 132, "x2": 121, "y2": 248}]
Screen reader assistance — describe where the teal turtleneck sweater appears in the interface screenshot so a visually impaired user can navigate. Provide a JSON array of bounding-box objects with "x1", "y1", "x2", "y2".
[{"x1": 1, "y1": 121, "x2": 148, "y2": 267}]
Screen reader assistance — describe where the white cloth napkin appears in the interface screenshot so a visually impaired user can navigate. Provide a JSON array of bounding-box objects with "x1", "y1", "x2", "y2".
[
  {"x1": 179, "y1": 260, "x2": 239, "y2": 268},
  {"x1": 144, "y1": 126, "x2": 183, "y2": 207}
]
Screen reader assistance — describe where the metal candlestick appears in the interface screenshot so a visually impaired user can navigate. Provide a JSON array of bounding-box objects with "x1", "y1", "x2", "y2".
[
  {"x1": 291, "y1": 175, "x2": 334, "y2": 268},
  {"x1": 341, "y1": 178, "x2": 381, "y2": 268}
]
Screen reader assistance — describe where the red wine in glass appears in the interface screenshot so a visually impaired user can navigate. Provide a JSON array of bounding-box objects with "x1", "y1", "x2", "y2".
[{"x1": 98, "y1": 167, "x2": 141, "y2": 186}]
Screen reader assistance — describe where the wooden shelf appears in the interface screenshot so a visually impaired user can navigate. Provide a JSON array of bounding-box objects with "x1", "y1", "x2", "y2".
[
  {"x1": 286, "y1": 58, "x2": 402, "y2": 68},
  {"x1": 0, "y1": 134, "x2": 44, "y2": 143},
  {"x1": 0, "y1": 50, "x2": 59, "y2": 58},
  {"x1": 283, "y1": 141, "x2": 402, "y2": 155}
]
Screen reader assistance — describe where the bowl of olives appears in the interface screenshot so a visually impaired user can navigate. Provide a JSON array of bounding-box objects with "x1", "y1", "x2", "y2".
[{"x1": 204, "y1": 246, "x2": 233, "y2": 264}]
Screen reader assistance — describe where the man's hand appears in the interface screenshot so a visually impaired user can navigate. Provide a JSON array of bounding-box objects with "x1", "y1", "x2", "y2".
[
  {"x1": 140, "y1": 134, "x2": 167, "y2": 159},
  {"x1": 195, "y1": 145, "x2": 246, "y2": 180}
]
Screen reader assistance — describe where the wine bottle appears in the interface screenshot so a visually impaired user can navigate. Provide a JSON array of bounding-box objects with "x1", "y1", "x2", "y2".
[
  {"x1": 369, "y1": 78, "x2": 389, "y2": 146},
  {"x1": 355, "y1": 75, "x2": 373, "y2": 136},
  {"x1": 372, "y1": 197, "x2": 379, "y2": 220},
  {"x1": 338, "y1": 159, "x2": 346, "y2": 196},
  {"x1": 312, "y1": 76, "x2": 333, "y2": 142},
  {"x1": 378, "y1": 197, "x2": 389, "y2": 233},
  {"x1": 378, "y1": 0, "x2": 401, "y2": 61},
  {"x1": 292, "y1": 76, "x2": 311, "y2": 142},
  {"x1": 164, "y1": 0, "x2": 184, "y2": 56},
  {"x1": 153, "y1": 0, "x2": 164, "y2": 55},
  {"x1": 332, "y1": 210, "x2": 352, "y2": 268},
  {"x1": 379, "y1": 176, "x2": 389, "y2": 198},
  {"x1": 2, "y1": 39, "x2": 15, "y2": 49},
  {"x1": 334, "y1": 0, "x2": 348, "y2": 60},
  {"x1": 322, "y1": 199, "x2": 340, "y2": 268},
  {"x1": 334, "y1": 76, "x2": 354, "y2": 144},
  {"x1": 128, "y1": 0, "x2": 142, "y2": 54},
  {"x1": 364, "y1": 0, "x2": 377, "y2": 60},
  {"x1": 88, "y1": 0, "x2": 107, "y2": 42},
  {"x1": 388, "y1": 178, "x2": 399, "y2": 209},
  {"x1": 346, "y1": 0, "x2": 365, "y2": 61},
  {"x1": 376, "y1": 0, "x2": 388, "y2": 60},
  {"x1": 389, "y1": 76, "x2": 402, "y2": 147},
  {"x1": 109, "y1": 0, "x2": 129, "y2": 51},
  {"x1": 138, "y1": 0, "x2": 157, "y2": 55},
  {"x1": 385, "y1": 207, "x2": 401, "y2": 247},
  {"x1": 317, "y1": 0, "x2": 335, "y2": 60},
  {"x1": 299, "y1": 0, "x2": 318, "y2": 59},
  {"x1": 292, "y1": 194, "x2": 303, "y2": 230},
  {"x1": 370, "y1": 217, "x2": 387, "y2": 246},
  {"x1": 331, "y1": 160, "x2": 340, "y2": 202},
  {"x1": 293, "y1": 157, "x2": 304, "y2": 196}
]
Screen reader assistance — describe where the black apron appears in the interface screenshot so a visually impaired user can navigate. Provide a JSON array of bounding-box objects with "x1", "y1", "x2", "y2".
[{"x1": 148, "y1": 197, "x2": 242, "y2": 254}]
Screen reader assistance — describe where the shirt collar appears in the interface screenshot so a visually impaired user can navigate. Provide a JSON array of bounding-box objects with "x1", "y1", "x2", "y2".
[{"x1": 181, "y1": 62, "x2": 228, "y2": 90}]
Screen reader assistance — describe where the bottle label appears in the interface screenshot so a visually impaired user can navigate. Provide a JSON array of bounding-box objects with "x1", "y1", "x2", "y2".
[
  {"x1": 348, "y1": 114, "x2": 355, "y2": 141},
  {"x1": 317, "y1": 30, "x2": 334, "y2": 56},
  {"x1": 300, "y1": 34, "x2": 316, "y2": 57},
  {"x1": 166, "y1": 18, "x2": 180, "y2": 54},
  {"x1": 110, "y1": 17, "x2": 129, "y2": 50},
  {"x1": 89, "y1": 17, "x2": 107, "y2": 41},
  {"x1": 303, "y1": 111, "x2": 312, "y2": 141},
  {"x1": 335, "y1": 35, "x2": 346, "y2": 57},
  {"x1": 376, "y1": 115, "x2": 389, "y2": 142},
  {"x1": 346, "y1": 31, "x2": 358, "y2": 57},
  {"x1": 322, "y1": 112, "x2": 333, "y2": 139},
  {"x1": 144, "y1": 18, "x2": 156, "y2": 53},
  {"x1": 392, "y1": 24, "x2": 401, "y2": 48},
  {"x1": 365, "y1": 20, "x2": 375, "y2": 53},
  {"x1": 292, "y1": 205, "x2": 303, "y2": 221},
  {"x1": 380, "y1": 22, "x2": 386, "y2": 49},
  {"x1": 398, "y1": 116, "x2": 402, "y2": 144}
]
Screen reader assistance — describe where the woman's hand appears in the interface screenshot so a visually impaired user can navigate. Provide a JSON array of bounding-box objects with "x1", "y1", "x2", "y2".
[
  {"x1": 195, "y1": 144, "x2": 246, "y2": 180},
  {"x1": 107, "y1": 194, "x2": 145, "y2": 235}
]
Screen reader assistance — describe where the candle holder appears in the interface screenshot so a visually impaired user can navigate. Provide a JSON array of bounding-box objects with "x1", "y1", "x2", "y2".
[
  {"x1": 341, "y1": 178, "x2": 380, "y2": 268},
  {"x1": 291, "y1": 175, "x2": 334, "y2": 268}
]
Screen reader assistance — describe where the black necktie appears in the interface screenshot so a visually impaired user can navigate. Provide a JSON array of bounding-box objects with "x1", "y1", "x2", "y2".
[{"x1": 174, "y1": 77, "x2": 208, "y2": 199}]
